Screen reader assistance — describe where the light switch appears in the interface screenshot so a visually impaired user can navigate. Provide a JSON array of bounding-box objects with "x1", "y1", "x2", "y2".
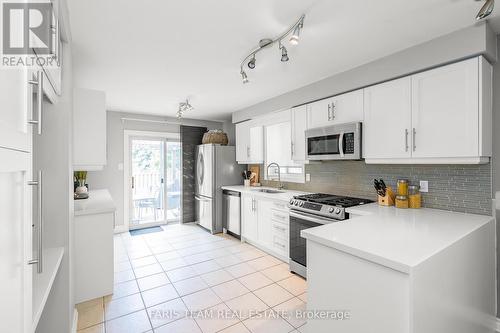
[{"x1": 419, "y1": 180, "x2": 428, "y2": 193}]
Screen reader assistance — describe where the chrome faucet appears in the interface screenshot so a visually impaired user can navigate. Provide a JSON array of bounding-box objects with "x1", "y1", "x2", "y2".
[{"x1": 267, "y1": 162, "x2": 284, "y2": 190}]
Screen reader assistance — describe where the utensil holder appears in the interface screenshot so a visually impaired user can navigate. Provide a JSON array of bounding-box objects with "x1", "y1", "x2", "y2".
[
  {"x1": 378, "y1": 186, "x2": 395, "y2": 206},
  {"x1": 244, "y1": 179, "x2": 250, "y2": 187}
]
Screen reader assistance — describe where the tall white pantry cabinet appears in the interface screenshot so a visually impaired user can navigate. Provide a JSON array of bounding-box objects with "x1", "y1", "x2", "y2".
[{"x1": 0, "y1": 1, "x2": 71, "y2": 332}]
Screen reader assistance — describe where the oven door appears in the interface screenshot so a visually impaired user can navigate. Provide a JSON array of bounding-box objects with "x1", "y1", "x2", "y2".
[{"x1": 289, "y1": 210, "x2": 338, "y2": 270}]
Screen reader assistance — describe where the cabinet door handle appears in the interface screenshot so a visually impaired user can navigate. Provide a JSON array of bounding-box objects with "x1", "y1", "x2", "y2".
[
  {"x1": 28, "y1": 71, "x2": 43, "y2": 135},
  {"x1": 131, "y1": 176, "x2": 135, "y2": 189},
  {"x1": 327, "y1": 104, "x2": 332, "y2": 121},
  {"x1": 247, "y1": 146, "x2": 250, "y2": 158},
  {"x1": 290, "y1": 142, "x2": 294, "y2": 158},
  {"x1": 27, "y1": 170, "x2": 43, "y2": 274},
  {"x1": 331, "y1": 102, "x2": 336, "y2": 120},
  {"x1": 274, "y1": 241, "x2": 286, "y2": 249},
  {"x1": 274, "y1": 225, "x2": 286, "y2": 231},
  {"x1": 405, "y1": 129, "x2": 409, "y2": 152},
  {"x1": 412, "y1": 128, "x2": 416, "y2": 152}
]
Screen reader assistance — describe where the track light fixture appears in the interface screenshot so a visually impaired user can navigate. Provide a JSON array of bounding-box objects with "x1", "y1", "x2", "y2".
[
  {"x1": 476, "y1": 0, "x2": 495, "y2": 20},
  {"x1": 177, "y1": 99, "x2": 194, "y2": 119},
  {"x1": 248, "y1": 55, "x2": 256, "y2": 69},
  {"x1": 280, "y1": 44, "x2": 289, "y2": 62},
  {"x1": 239, "y1": 14, "x2": 305, "y2": 84},
  {"x1": 241, "y1": 70, "x2": 249, "y2": 84}
]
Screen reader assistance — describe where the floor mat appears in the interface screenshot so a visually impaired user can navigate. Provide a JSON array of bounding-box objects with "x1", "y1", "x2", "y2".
[{"x1": 129, "y1": 226, "x2": 164, "y2": 236}]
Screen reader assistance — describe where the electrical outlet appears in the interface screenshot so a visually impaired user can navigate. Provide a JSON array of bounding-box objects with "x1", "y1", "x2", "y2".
[
  {"x1": 419, "y1": 180, "x2": 429, "y2": 193},
  {"x1": 306, "y1": 174, "x2": 311, "y2": 182}
]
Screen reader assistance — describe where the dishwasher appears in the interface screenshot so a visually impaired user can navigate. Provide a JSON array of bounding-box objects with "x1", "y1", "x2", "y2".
[{"x1": 223, "y1": 190, "x2": 241, "y2": 238}]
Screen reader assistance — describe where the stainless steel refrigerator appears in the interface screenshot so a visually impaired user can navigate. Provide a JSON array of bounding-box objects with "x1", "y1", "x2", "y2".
[{"x1": 195, "y1": 144, "x2": 244, "y2": 233}]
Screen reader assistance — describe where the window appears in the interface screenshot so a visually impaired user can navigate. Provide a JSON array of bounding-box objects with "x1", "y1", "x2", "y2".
[{"x1": 264, "y1": 121, "x2": 305, "y2": 183}]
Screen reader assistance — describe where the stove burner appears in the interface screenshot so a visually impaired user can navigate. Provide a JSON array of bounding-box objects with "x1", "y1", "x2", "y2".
[{"x1": 294, "y1": 193, "x2": 372, "y2": 208}]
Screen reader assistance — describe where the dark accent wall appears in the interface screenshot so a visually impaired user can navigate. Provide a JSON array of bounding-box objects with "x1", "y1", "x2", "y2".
[
  {"x1": 261, "y1": 161, "x2": 493, "y2": 216},
  {"x1": 180, "y1": 125, "x2": 207, "y2": 223}
]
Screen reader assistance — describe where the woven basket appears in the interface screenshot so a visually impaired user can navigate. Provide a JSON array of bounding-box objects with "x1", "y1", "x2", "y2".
[{"x1": 202, "y1": 130, "x2": 229, "y2": 145}]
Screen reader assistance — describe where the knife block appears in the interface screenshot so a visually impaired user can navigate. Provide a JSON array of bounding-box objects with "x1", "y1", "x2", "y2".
[{"x1": 378, "y1": 186, "x2": 395, "y2": 206}]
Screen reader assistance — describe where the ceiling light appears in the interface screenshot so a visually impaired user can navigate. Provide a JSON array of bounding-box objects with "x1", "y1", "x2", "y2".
[
  {"x1": 241, "y1": 71, "x2": 249, "y2": 84},
  {"x1": 476, "y1": 0, "x2": 495, "y2": 20},
  {"x1": 177, "y1": 99, "x2": 194, "y2": 119},
  {"x1": 280, "y1": 45, "x2": 289, "y2": 62},
  {"x1": 248, "y1": 55, "x2": 256, "y2": 69},
  {"x1": 239, "y1": 14, "x2": 305, "y2": 84},
  {"x1": 290, "y1": 25, "x2": 301, "y2": 45}
]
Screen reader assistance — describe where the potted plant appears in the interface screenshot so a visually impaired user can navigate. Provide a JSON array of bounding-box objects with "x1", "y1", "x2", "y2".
[{"x1": 74, "y1": 171, "x2": 88, "y2": 194}]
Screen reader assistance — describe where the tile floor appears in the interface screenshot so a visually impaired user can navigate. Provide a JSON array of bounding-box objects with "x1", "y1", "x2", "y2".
[{"x1": 76, "y1": 223, "x2": 307, "y2": 333}]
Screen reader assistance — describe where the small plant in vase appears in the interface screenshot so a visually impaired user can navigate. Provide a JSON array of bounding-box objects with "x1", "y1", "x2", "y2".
[{"x1": 74, "y1": 171, "x2": 88, "y2": 194}]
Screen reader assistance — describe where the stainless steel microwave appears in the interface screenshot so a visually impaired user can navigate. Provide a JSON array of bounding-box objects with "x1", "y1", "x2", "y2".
[{"x1": 305, "y1": 122, "x2": 362, "y2": 160}]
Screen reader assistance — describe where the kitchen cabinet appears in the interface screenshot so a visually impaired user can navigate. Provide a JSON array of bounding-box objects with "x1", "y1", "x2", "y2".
[
  {"x1": 291, "y1": 105, "x2": 308, "y2": 162},
  {"x1": 235, "y1": 120, "x2": 263, "y2": 164},
  {"x1": 364, "y1": 77, "x2": 412, "y2": 159},
  {"x1": 0, "y1": 148, "x2": 33, "y2": 333},
  {"x1": 74, "y1": 190, "x2": 115, "y2": 303},
  {"x1": 241, "y1": 194, "x2": 258, "y2": 243},
  {"x1": 307, "y1": 90, "x2": 363, "y2": 129},
  {"x1": 241, "y1": 192, "x2": 289, "y2": 261},
  {"x1": 73, "y1": 88, "x2": 107, "y2": 170},
  {"x1": 364, "y1": 56, "x2": 492, "y2": 164}
]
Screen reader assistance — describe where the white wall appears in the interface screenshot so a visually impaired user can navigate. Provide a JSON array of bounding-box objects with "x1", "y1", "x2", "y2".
[{"x1": 86, "y1": 111, "x2": 224, "y2": 229}]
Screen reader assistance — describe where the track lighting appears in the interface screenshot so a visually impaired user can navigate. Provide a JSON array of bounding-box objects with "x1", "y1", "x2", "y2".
[
  {"x1": 280, "y1": 45, "x2": 289, "y2": 62},
  {"x1": 290, "y1": 25, "x2": 301, "y2": 45},
  {"x1": 248, "y1": 55, "x2": 256, "y2": 69},
  {"x1": 177, "y1": 99, "x2": 194, "y2": 119},
  {"x1": 241, "y1": 71, "x2": 249, "y2": 84},
  {"x1": 476, "y1": 0, "x2": 495, "y2": 20},
  {"x1": 239, "y1": 14, "x2": 305, "y2": 84}
]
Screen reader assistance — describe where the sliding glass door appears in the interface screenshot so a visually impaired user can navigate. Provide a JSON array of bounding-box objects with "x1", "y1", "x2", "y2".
[{"x1": 129, "y1": 136, "x2": 181, "y2": 229}]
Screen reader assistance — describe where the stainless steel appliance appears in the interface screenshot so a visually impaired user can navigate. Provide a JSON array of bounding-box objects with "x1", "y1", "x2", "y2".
[
  {"x1": 223, "y1": 190, "x2": 241, "y2": 238},
  {"x1": 305, "y1": 122, "x2": 362, "y2": 160},
  {"x1": 289, "y1": 193, "x2": 372, "y2": 278},
  {"x1": 195, "y1": 144, "x2": 244, "y2": 233}
]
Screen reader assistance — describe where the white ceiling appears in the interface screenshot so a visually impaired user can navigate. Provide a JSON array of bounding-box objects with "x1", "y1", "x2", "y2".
[{"x1": 68, "y1": 0, "x2": 500, "y2": 121}]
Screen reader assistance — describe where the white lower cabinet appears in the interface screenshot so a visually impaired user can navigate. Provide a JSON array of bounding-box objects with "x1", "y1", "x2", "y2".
[{"x1": 241, "y1": 193, "x2": 289, "y2": 261}]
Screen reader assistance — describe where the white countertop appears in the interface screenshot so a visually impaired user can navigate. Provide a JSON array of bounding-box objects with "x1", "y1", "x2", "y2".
[
  {"x1": 74, "y1": 189, "x2": 116, "y2": 216},
  {"x1": 302, "y1": 203, "x2": 494, "y2": 273},
  {"x1": 221, "y1": 185, "x2": 309, "y2": 202}
]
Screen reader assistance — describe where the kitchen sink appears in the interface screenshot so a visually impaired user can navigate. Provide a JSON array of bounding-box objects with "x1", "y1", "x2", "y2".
[{"x1": 252, "y1": 189, "x2": 284, "y2": 194}]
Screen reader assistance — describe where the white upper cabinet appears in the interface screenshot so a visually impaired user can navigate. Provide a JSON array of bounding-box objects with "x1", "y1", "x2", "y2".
[
  {"x1": 291, "y1": 105, "x2": 308, "y2": 162},
  {"x1": 365, "y1": 56, "x2": 492, "y2": 164},
  {"x1": 411, "y1": 57, "x2": 483, "y2": 158},
  {"x1": 73, "y1": 89, "x2": 107, "y2": 170},
  {"x1": 235, "y1": 120, "x2": 263, "y2": 164},
  {"x1": 307, "y1": 90, "x2": 363, "y2": 129},
  {"x1": 0, "y1": 69, "x2": 32, "y2": 152},
  {"x1": 364, "y1": 77, "x2": 412, "y2": 159}
]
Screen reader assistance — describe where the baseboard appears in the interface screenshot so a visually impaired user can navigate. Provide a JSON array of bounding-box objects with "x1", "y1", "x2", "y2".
[
  {"x1": 114, "y1": 225, "x2": 128, "y2": 234},
  {"x1": 71, "y1": 308, "x2": 78, "y2": 333}
]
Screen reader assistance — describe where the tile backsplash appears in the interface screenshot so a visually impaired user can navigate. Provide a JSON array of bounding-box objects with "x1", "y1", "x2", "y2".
[{"x1": 260, "y1": 161, "x2": 493, "y2": 216}]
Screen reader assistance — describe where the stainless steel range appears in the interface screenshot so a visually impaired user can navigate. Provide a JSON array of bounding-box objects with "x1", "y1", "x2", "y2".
[{"x1": 289, "y1": 193, "x2": 372, "y2": 278}]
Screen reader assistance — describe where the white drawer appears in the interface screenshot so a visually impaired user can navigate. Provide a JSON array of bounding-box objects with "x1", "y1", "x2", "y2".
[
  {"x1": 271, "y1": 209, "x2": 289, "y2": 223},
  {"x1": 271, "y1": 220, "x2": 288, "y2": 239},
  {"x1": 272, "y1": 200, "x2": 288, "y2": 211},
  {"x1": 272, "y1": 235, "x2": 288, "y2": 257}
]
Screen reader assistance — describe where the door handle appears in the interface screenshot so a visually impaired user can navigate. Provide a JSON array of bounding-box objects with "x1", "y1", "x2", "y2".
[
  {"x1": 412, "y1": 128, "x2": 416, "y2": 152},
  {"x1": 405, "y1": 129, "x2": 409, "y2": 152},
  {"x1": 291, "y1": 142, "x2": 294, "y2": 158},
  {"x1": 28, "y1": 71, "x2": 43, "y2": 135},
  {"x1": 27, "y1": 170, "x2": 43, "y2": 274},
  {"x1": 131, "y1": 176, "x2": 135, "y2": 189},
  {"x1": 338, "y1": 132, "x2": 345, "y2": 158},
  {"x1": 331, "y1": 102, "x2": 336, "y2": 120},
  {"x1": 327, "y1": 104, "x2": 332, "y2": 121}
]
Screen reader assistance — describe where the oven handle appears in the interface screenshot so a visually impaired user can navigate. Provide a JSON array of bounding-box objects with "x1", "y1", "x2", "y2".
[{"x1": 289, "y1": 210, "x2": 337, "y2": 225}]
